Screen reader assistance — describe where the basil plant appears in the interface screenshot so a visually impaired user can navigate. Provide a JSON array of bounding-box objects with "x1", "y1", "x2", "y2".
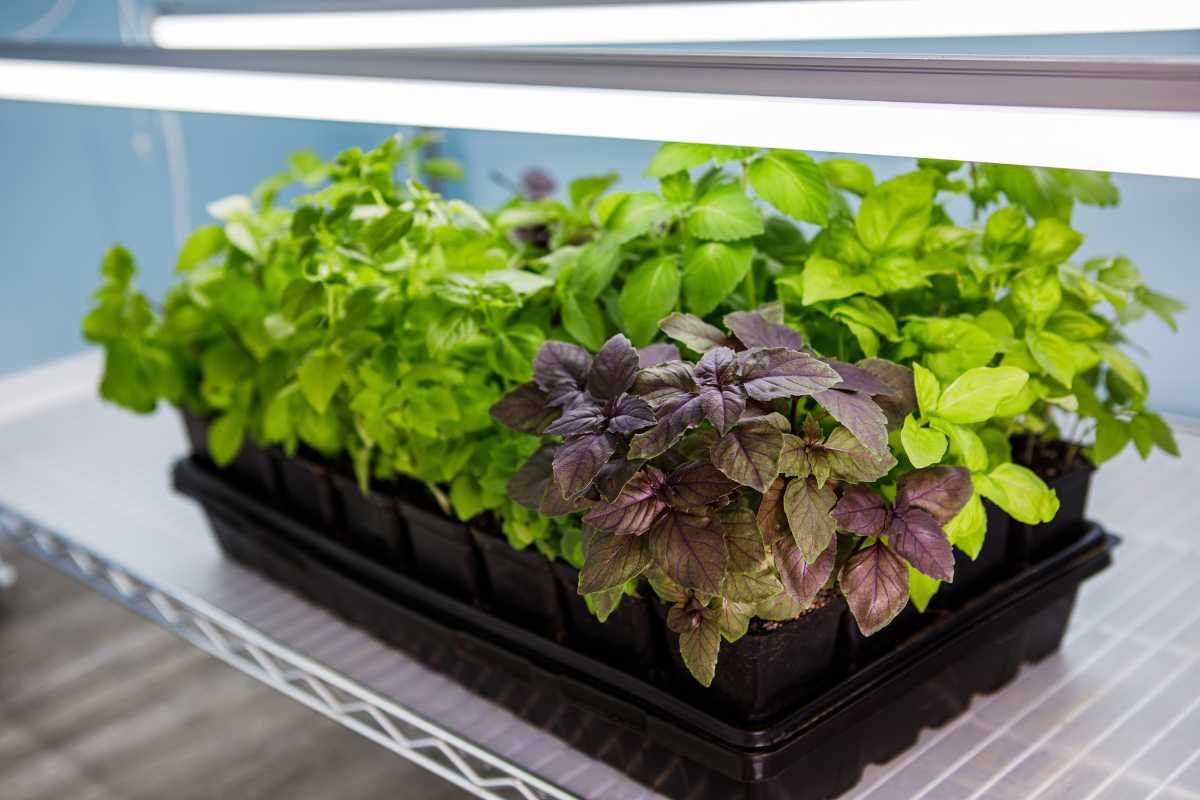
[{"x1": 493, "y1": 308, "x2": 973, "y2": 685}]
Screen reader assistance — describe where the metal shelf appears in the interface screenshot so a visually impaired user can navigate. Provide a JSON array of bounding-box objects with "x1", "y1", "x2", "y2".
[
  {"x1": 0, "y1": 378, "x2": 656, "y2": 800},
  {"x1": 2, "y1": 360, "x2": 1200, "y2": 799}
]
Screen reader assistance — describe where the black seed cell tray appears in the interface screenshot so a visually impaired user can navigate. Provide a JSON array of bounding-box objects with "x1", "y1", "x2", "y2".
[{"x1": 173, "y1": 457, "x2": 1116, "y2": 800}]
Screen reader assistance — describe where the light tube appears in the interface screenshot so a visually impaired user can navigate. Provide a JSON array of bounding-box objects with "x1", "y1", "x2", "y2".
[
  {"x1": 150, "y1": 1, "x2": 1200, "y2": 50},
  {"x1": 2, "y1": 58, "x2": 1198, "y2": 178}
]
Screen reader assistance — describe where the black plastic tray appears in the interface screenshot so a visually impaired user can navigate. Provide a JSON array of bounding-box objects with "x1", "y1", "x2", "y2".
[{"x1": 174, "y1": 457, "x2": 1116, "y2": 800}]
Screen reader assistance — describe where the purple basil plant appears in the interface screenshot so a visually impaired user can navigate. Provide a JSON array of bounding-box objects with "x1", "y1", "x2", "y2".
[{"x1": 491, "y1": 307, "x2": 973, "y2": 685}]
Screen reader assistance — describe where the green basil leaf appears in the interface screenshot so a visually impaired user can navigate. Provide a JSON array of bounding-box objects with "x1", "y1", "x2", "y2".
[
  {"x1": 688, "y1": 184, "x2": 764, "y2": 242},
  {"x1": 747, "y1": 150, "x2": 830, "y2": 224},
  {"x1": 645, "y1": 142, "x2": 714, "y2": 177},
  {"x1": 901, "y1": 414, "x2": 948, "y2": 468},
  {"x1": 856, "y1": 171, "x2": 936, "y2": 254},
  {"x1": 618, "y1": 256, "x2": 680, "y2": 346},
  {"x1": 683, "y1": 241, "x2": 753, "y2": 317},
  {"x1": 935, "y1": 366, "x2": 1029, "y2": 424}
]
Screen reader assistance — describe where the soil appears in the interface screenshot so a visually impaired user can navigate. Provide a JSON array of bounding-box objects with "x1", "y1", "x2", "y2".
[
  {"x1": 1011, "y1": 435, "x2": 1089, "y2": 480},
  {"x1": 748, "y1": 589, "x2": 838, "y2": 635}
]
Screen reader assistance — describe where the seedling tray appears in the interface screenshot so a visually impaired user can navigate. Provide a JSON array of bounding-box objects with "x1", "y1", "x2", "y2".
[{"x1": 174, "y1": 457, "x2": 1115, "y2": 800}]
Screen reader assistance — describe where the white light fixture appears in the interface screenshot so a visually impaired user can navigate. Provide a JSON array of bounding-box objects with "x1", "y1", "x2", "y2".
[
  {"x1": 150, "y1": 1, "x2": 1200, "y2": 50},
  {"x1": 2, "y1": 57, "x2": 1198, "y2": 178}
]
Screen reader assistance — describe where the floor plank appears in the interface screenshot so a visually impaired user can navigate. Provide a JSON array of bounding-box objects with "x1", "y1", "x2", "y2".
[{"x1": 0, "y1": 546, "x2": 469, "y2": 800}]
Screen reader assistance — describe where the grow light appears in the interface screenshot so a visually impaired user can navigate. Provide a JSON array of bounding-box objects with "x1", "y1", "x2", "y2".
[
  {"x1": 150, "y1": 1, "x2": 1200, "y2": 50},
  {"x1": 2, "y1": 48, "x2": 1199, "y2": 178}
]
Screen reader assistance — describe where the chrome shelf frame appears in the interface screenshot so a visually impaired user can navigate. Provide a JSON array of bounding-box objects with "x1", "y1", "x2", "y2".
[{"x1": 0, "y1": 504, "x2": 575, "y2": 800}]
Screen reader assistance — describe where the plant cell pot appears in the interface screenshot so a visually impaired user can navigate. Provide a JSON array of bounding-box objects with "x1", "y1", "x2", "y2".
[
  {"x1": 329, "y1": 470, "x2": 412, "y2": 568},
  {"x1": 658, "y1": 593, "x2": 849, "y2": 724},
  {"x1": 471, "y1": 529, "x2": 566, "y2": 639},
  {"x1": 934, "y1": 500, "x2": 1014, "y2": 608},
  {"x1": 1010, "y1": 456, "x2": 1096, "y2": 563},
  {"x1": 273, "y1": 449, "x2": 341, "y2": 534},
  {"x1": 180, "y1": 407, "x2": 210, "y2": 460},
  {"x1": 552, "y1": 562, "x2": 660, "y2": 671},
  {"x1": 398, "y1": 498, "x2": 485, "y2": 600},
  {"x1": 178, "y1": 409, "x2": 278, "y2": 497}
]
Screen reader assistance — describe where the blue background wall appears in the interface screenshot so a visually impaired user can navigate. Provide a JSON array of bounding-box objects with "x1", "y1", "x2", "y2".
[{"x1": 2, "y1": 2, "x2": 1196, "y2": 418}]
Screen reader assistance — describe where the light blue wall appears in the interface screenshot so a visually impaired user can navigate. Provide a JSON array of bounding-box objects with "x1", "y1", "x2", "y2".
[{"x1": 0, "y1": 1, "x2": 1196, "y2": 418}]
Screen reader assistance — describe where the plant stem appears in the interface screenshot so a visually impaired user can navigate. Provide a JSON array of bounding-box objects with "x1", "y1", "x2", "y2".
[{"x1": 743, "y1": 261, "x2": 757, "y2": 309}]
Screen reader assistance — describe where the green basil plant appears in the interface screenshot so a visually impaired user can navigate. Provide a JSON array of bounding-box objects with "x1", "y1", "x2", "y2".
[{"x1": 84, "y1": 133, "x2": 1182, "y2": 685}]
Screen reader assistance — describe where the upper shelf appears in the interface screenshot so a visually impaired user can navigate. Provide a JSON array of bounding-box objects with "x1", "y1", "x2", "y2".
[{"x1": 3, "y1": 44, "x2": 1200, "y2": 177}]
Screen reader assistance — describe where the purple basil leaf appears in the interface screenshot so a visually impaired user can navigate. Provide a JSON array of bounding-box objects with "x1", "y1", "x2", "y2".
[
  {"x1": 773, "y1": 534, "x2": 837, "y2": 607},
  {"x1": 552, "y1": 432, "x2": 618, "y2": 499},
  {"x1": 699, "y1": 385, "x2": 746, "y2": 436},
  {"x1": 628, "y1": 394, "x2": 706, "y2": 460},
  {"x1": 587, "y1": 333, "x2": 639, "y2": 400},
  {"x1": 659, "y1": 312, "x2": 733, "y2": 353},
  {"x1": 778, "y1": 433, "x2": 810, "y2": 478},
  {"x1": 675, "y1": 605, "x2": 721, "y2": 687},
  {"x1": 638, "y1": 342, "x2": 681, "y2": 368},
  {"x1": 593, "y1": 456, "x2": 641, "y2": 502},
  {"x1": 631, "y1": 360, "x2": 697, "y2": 409},
  {"x1": 724, "y1": 310, "x2": 805, "y2": 350},
  {"x1": 889, "y1": 508, "x2": 955, "y2": 582},
  {"x1": 812, "y1": 388, "x2": 889, "y2": 455},
  {"x1": 783, "y1": 477, "x2": 838, "y2": 564},
  {"x1": 606, "y1": 394, "x2": 657, "y2": 434},
  {"x1": 721, "y1": 505, "x2": 767, "y2": 573},
  {"x1": 723, "y1": 571, "x2": 784, "y2": 604},
  {"x1": 826, "y1": 359, "x2": 897, "y2": 396},
  {"x1": 578, "y1": 526, "x2": 653, "y2": 594},
  {"x1": 894, "y1": 466, "x2": 973, "y2": 525},
  {"x1": 542, "y1": 477, "x2": 586, "y2": 516},
  {"x1": 821, "y1": 426, "x2": 898, "y2": 484},
  {"x1": 756, "y1": 477, "x2": 789, "y2": 546},
  {"x1": 587, "y1": 585, "x2": 624, "y2": 622},
  {"x1": 544, "y1": 401, "x2": 605, "y2": 436},
  {"x1": 717, "y1": 598, "x2": 755, "y2": 642},
  {"x1": 711, "y1": 418, "x2": 784, "y2": 493},
  {"x1": 856, "y1": 358, "x2": 917, "y2": 428},
  {"x1": 663, "y1": 460, "x2": 739, "y2": 509},
  {"x1": 666, "y1": 599, "x2": 706, "y2": 634},
  {"x1": 831, "y1": 485, "x2": 890, "y2": 536},
  {"x1": 506, "y1": 444, "x2": 558, "y2": 511},
  {"x1": 649, "y1": 510, "x2": 729, "y2": 596},
  {"x1": 507, "y1": 444, "x2": 584, "y2": 516},
  {"x1": 737, "y1": 348, "x2": 842, "y2": 401},
  {"x1": 583, "y1": 466, "x2": 668, "y2": 535},
  {"x1": 694, "y1": 346, "x2": 739, "y2": 388},
  {"x1": 533, "y1": 341, "x2": 590, "y2": 407},
  {"x1": 840, "y1": 542, "x2": 911, "y2": 636},
  {"x1": 489, "y1": 381, "x2": 561, "y2": 434}
]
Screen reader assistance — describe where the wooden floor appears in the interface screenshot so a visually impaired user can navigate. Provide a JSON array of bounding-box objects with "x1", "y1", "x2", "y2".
[{"x1": 0, "y1": 546, "x2": 469, "y2": 800}]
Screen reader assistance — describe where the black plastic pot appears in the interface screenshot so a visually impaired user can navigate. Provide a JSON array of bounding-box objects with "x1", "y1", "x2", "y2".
[
  {"x1": 398, "y1": 497, "x2": 485, "y2": 600},
  {"x1": 178, "y1": 408, "x2": 278, "y2": 496},
  {"x1": 273, "y1": 448, "x2": 341, "y2": 535},
  {"x1": 659, "y1": 594, "x2": 849, "y2": 724},
  {"x1": 179, "y1": 407, "x2": 210, "y2": 460},
  {"x1": 846, "y1": 601, "x2": 935, "y2": 666},
  {"x1": 935, "y1": 500, "x2": 1014, "y2": 608},
  {"x1": 552, "y1": 562, "x2": 660, "y2": 671},
  {"x1": 175, "y1": 456, "x2": 1115, "y2": 800},
  {"x1": 329, "y1": 470, "x2": 412, "y2": 568},
  {"x1": 1010, "y1": 457, "x2": 1096, "y2": 563},
  {"x1": 471, "y1": 529, "x2": 566, "y2": 639}
]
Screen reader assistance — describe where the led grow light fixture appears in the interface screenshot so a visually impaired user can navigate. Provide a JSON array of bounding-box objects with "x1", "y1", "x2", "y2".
[
  {"x1": 150, "y1": 1, "x2": 1200, "y2": 50},
  {"x1": 2, "y1": 55, "x2": 1199, "y2": 178}
]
